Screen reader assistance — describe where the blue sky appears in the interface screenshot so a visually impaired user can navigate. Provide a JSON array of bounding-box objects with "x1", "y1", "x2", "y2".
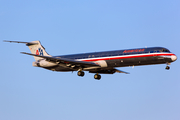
[{"x1": 0, "y1": 0, "x2": 180, "y2": 120}]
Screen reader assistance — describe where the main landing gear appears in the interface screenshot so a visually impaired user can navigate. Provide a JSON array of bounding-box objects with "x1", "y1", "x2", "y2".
[
  {"x1": 77, "y1": 71, "x2": 85, "y2": 77},
  {"x1": 94, "y1": 74, "x2": 101, "y2": 80},
  {"x1": 77, "y1": 71, "x2": 101, "y2": 80}
]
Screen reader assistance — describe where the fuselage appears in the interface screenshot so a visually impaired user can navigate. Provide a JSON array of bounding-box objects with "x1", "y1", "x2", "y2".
[
  {"x1": 51, "y1": 47, "x2": 177, "y2": 71},
  {"x1": 5, "y1": 40, "x2": 177, "y2": 80}
]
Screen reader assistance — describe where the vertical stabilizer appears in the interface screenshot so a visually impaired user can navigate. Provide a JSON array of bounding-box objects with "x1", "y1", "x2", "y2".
[{"x1": 27, "y1": 41, "x2": 50, "y2": 61}]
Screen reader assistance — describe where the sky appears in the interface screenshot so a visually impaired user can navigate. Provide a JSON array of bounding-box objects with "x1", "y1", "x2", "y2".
[{"x1": 0, "y1": 0, "x2": 180, "y2": 120}]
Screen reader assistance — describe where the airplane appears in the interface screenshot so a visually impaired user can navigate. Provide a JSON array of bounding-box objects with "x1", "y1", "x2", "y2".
[{"x1": 4, "y1": 40, "x2": 177, "y2": 80}]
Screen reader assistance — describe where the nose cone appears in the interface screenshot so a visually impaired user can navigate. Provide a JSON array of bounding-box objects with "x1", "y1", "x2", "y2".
[{"x1": 171, "y1": 55, "x2": 177, "y2": 61}]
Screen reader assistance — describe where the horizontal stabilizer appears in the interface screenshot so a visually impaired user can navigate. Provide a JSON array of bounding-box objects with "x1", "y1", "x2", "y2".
[{"x1": 3, "y1": 40, "x2": 38, "y2": 46}]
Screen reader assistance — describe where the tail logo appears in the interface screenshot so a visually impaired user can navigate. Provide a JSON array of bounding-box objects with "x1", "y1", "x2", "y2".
[{"x1": 36, "y1": 48, "x2": 43, "y2": 56}]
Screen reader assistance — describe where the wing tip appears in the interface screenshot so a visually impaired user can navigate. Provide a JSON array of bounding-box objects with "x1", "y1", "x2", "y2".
[
  {"x1": 115, "y1": 69, "x2": 130, "y2": 74},
  {"x1": 3, "y1": 40, "x2": 11, "y2": 42}
]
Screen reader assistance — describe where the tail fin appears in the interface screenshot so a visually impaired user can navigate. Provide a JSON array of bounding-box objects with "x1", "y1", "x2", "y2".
[
  {"x1": 27, "y1": 41, "x2": 50, "y2": 61},
  {"x1": 4, "y1": 40, "x2": 51, "y2": 61}
]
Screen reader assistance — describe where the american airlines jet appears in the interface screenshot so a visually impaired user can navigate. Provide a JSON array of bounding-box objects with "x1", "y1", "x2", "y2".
[{"x1": 4, "y1": 40, "x2": 177, "y2": 80}]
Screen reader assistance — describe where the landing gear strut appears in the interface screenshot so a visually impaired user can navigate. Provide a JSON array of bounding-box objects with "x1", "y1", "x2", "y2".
[
  {"x1": 94, "y1": 74, "x2": 101, "y2": 80},
  {"x1": 77, "y1": 71, "x2": 85, "y2": 77}
]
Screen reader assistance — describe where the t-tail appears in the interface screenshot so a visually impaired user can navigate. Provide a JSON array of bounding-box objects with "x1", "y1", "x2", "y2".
[
  {"x1": 4, "y1": 40, "x2": 51, "y2": 61},
  {"x1": 26, "y1": 41, "x2": 50, "y2": 61}
]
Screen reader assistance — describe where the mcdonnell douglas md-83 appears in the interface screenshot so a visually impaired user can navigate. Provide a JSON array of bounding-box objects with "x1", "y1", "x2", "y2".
[{"x1": 4, "y1": 40, "x2": 177, "y2": 80}]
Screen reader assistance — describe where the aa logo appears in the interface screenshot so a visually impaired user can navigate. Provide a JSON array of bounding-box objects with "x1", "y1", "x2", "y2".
[{"x1": 36, "y1": 48, "x2": 43, "y2": 56}]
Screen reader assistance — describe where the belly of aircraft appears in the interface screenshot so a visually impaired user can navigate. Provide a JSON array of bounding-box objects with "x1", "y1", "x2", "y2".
[{"x1": 106, "y1": 56, "x2": 171, "y2": 67}]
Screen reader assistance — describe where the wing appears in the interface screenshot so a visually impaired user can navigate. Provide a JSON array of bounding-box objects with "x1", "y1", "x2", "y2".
[{"x1": 21, "y1": 52, "x2": 100, "y2": 69}]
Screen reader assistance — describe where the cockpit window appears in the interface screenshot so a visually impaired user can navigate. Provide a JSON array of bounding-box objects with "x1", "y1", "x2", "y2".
[{"x1": 162, "y1": 49, "x2": 170, "y2": 52}]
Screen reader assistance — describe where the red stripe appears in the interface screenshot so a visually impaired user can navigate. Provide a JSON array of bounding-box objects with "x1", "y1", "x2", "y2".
[{"x1": 82, "y1": 53, "x2": 175, "y2": 62}]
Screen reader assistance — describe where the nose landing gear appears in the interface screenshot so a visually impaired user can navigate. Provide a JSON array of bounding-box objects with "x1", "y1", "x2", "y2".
[
  {"x1": 165, "y1": 66, "x2": 170, "y2": 70},
  {"x1": 165, "y1": 63, "x2": 171, "y2": 70}
]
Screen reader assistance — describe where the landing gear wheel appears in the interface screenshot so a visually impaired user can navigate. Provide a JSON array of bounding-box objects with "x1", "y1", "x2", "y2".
[
  {"x1": 165, "y1": 66, "x2": 170, "y2": 70},
  {"x1": 94, "y1": 74, "x2": 101, "y2": 80},
  {"x1": 77, "y1": 71, "x2": 85, "y2": 77}
]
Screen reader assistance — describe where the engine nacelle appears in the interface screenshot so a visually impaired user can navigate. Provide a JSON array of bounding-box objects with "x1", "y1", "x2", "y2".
[{"x1": 33, "y1": 59, "x2": 57, "y2": 67}]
